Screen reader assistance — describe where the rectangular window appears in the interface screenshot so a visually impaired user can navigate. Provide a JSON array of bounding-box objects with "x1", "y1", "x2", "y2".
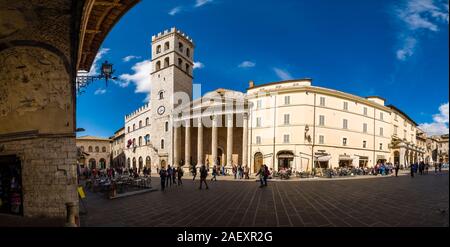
[
  {"x1": 284, "y1": 114, "x2": 290, "y2": 125},
  {"x1": 256, "y1": 100, "x2": 262, "y2": 109},
  {"x1": 380, "y1": 127, "x2": 383, "y2": 137},
  {"x1": 395, "y1": 114, "x2": 398, "y2": 121},
  {"x1": 343, "y1": 101, "x2": 348, "y2": 111},
  {"x1": 343, "y1": 119, "x2": 348, "y2": 129},
  {"x1": 343, "y1": 138, "x2": 347, "y2": 146},
  {"x1": 319, "y1": 115, "x2": 325, "y2": 126},
  {"x1": 379, "y1": 143, "x2": 383, "y2": 150},
  {"x1": 363, "y1": 107, "x2": 368, "y2": 116},
  {"x1": 256, "y1": 117, "x2": 261, "y2": 127},
  {"x1": 363, "y1": 140, "x2": 367, "y2": 148},
  {"x1": 256, "y1": 136, "x2": 261, "y2": 144},
  {"x1": 319, "y1": 135, "x2": 324, "y2": 144},
  {"x1": 380, "y1": 112, "x2": 384, "y2": 121},
  {"x1": 394, "y1": 126, "x2": 398, "y2": 135},
  {"x1": 363, "y1": 123, "x2": 368, "y2": 133},
  {"x1": 319, "y1": 97, "x2": 325, "y2": 106},
  {"x1": 284, "y1": 96, "x2": 290, "y2": 105},
  {"x1": 283, "y1": 134, "x2": 290, "y2": 143},
  {"x1": 404, "y1": 130, "x2": 407, "y2": 139}
]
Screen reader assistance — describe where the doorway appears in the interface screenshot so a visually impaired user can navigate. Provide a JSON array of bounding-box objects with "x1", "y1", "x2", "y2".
[
  {"x1": 254, "y1": 152, "x2": 263, "y2": 173},
  {"x1": 277, "y1": 151, "x2": 294, "y2": 171},
  {"x1": 0, "y1": 155, "x2": 23, "y2": 216}
]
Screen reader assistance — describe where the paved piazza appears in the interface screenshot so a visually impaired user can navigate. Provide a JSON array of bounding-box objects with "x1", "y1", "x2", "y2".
[{"x1": 80, "y1": 173, "x2": 449, "y2": 227}]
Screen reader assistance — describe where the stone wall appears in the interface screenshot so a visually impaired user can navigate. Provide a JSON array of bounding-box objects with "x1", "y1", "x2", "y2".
[{"x1": 0, "y1": 136, "x2": 78, "y2": 218}]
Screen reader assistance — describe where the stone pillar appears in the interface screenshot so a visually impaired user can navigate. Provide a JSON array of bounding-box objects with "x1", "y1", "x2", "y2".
[
  {"x1": 399, "y1": 147, "x2": 405, "y2": 167},
  {"x1": 242, "y1": 113, "x2": 249, "y2": 168},
  {"x1": 185, "y1": 119, "x2": 191, "y2": 167},
  {"x1": 174, "y1": 124, "x2": 180, "y2": 167},
  {"x1": 197, "y1": 119, "x2": 203, "y2": 167},
  {"x1": 211, "y1": 116, "x2": 218, "y2": 166},
  {"x1": 226, "y1": 114, "x2": 233, "y2": 169}
]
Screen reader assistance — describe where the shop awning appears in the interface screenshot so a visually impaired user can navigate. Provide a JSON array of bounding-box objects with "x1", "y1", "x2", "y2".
[
  {"x1": 376, "y1": 155, "x2": 386, "y2": 160},
  {"x1": 316, "y1": 155, "x2": 331, "y2": 162},
  {"x1": 339, "y1": 155, "x2": 353, "y2": 161},
  {"x1": 278, "y1": 154, "x2": 294, "y2": 158}
]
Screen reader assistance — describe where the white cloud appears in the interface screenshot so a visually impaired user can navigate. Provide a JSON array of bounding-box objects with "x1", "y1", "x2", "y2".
[
  {"x1": 169, "y1": 6, "x2": 183, "y2": 15},
  {"x1": 94, "y1": 88, "x2": 106, "y2": 95},
  {"x1": 396, "y1": 37, "x2": 417, "y2": 60},
  {"x1": 195, "y1": 0, "x2": 213, "y2": 8},
  {"x1": 193, "y1": 61, "x2": 205, "y2": 69},
  {"x1": 118, "y1": 60, "x2": 152, "y2": 102},
  {"x1": 395, "y1": 0, "x2": 449, "y2": 61},
  {"x1": 273, "y1": 68, "x2": 293, "y2": 81},
  {"x1": 419, "y1": 102, "x2": 449, "y2": 136},
  {"x1": 87, "y1": 48, "x2": 110, "y2": 76},
  {"x1": 123, "y1": 55, "x2": 141, "y2": 62},
  {"x1": 238, "y1": 61, "x2": 256, "y2": 68}
]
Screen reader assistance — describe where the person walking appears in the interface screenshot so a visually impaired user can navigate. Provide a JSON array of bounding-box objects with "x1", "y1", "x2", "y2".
[
  {"x1": 166, "y1": 165, "x2": 172, "y2": 187},
  {"x1": 232, "y1": 165, "x2": 237, "y2": 179},
  {"x1": 244, "y1": 166, "x2": 249, "y2": 179},
  {"x1": 199, "y1": 164, "x2": 209, "y2": 190},
  {"x1": 410, "y1": 163, "x2": 417, "y2": 178},
  {"x1": 172, "y1": 166, "x2": 177, "y2": 185},
  {"x1": 192, "y1": 165, "x2": 197, "y2": 180},
  {"x1": 211, "y1": 164, "x2": 217, "y2": 181},
  {"x1": 256, "y1": 165, "x2": 266, "y2": 188},
  {"x1": 159, "y1": 167, "x2": 166, "y2": 191},
  {"x1": 177, "y1": 166, "x2": 183, "y2": 185},
  {"x1": 438, "y1": 162, "x2": 442, "y2": 175},
  {"x1": 394, "y1": 162, "x2": 400, "y2": 177},
  {"x1": 263, "y1": 165, "x2": 270, "y2": 186}
]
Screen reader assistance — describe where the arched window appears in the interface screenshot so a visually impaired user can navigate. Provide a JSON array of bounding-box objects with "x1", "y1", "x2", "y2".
[
  {"x1": 139, "y1": 120, "x2": 142, "y2": 128},
  {"x1": 138, "y1": 157, "x2": 143, "y2": 171},
  {"x1": 132, "y1": 157, "x2": 136, "y2": 169},
  {"x1": 99, "y1": 158, "x2": 106, "y2": 169},
  {"x1": 138, "y1": 136, "x2": 142, "y2": 146},
  {"x1": 178, "y1": 58, "x2": 183, "y2": 67},
  {"x1": 133, "y1": 124, "x2": 135, "y2": 131},
  {"x1": 164, "y1": 41, "x2": 170, "y2": 50},
  {"x1": 145, "y1": 134, "x2": 150, "y2": 145},
  {"x1": 88, "y1": 146, "x2": 93, "y2": 152},
  {"x1": 127, "y1": 126, "x2": 130, "y2": 133},
  {"x1": 161, "y1": 139, "x2": 165, "y2": 149},
  {"x1": 80, "y1": 146, "x2": 84, "y2": 152},
  {"x1": 159, "y1": 91, "x2": 164, "y2": 100},
  {"x1": 185, "y1": 64, "x2": 190, "y2": 73},
  {"x1": 127, "y1": 158, "x2": 130, "y2": 168},
  {"x1": 156, "y1": 61, "x2": 161, "y2": 70},
  {"x1": 156, "y1": 45, "x2": 161, "y2": 54},
  {"x1": 95, "y1": 146, "x2": 99, "y2": 152},
  {"x1": 164, "y1": 57, "x2": 170, "y2": 68},
  {"x1": 178, "y1": 42, "x2": 184, "y2": 52},
  {"x1": 186, "y1": 48, "x2": 190, "y2": 57},
  {"x1": 132, "y1": 138, "x2": 136, "y2": 146},
  {"x1": 102, "y1": 146, "x2": 106, "y2": 152},
  {"x1": 165, "y1": 121, "x2": 169, "y2": 132},
  {"x1": 146, "y1": 156, "x2": 151, "y2": 168},
  {"x1": 145, "y1": 117, "x2": 149, "y2": 126}
]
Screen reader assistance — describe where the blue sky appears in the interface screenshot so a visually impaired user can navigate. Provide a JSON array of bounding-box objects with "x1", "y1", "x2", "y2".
[{"x1": 76, "y1": 0, "x2": 449, "y2": 138}]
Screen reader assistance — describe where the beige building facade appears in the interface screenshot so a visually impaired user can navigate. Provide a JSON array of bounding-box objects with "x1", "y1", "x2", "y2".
[
  {"x1": 120, "y1": 28, "x2": 442, "y2": 175},
  {"x1": 111, "y1": 127, "x2": 126, "y2": 168},
  {"x1": 76, "y1": 136, "x2": 111, "y2": 169}
]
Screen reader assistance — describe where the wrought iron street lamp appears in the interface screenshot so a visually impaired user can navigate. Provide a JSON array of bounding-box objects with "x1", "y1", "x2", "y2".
[{"x1": 76, "y1": 60, "x2": 117, "y2": 94}]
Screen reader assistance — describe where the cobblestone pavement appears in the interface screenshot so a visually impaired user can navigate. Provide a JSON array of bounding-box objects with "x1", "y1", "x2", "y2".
[{"x1": 80, "y1": 172, "x2": 449, "y2": 227}]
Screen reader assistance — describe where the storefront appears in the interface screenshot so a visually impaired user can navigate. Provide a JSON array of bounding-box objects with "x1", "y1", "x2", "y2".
[
  {"x1": 315, "y1": 155, "x2": 331, "y2": 169},
  {"x1": 358, "y1": 156, "x2": 369, "y2": 167},
  {"x1": 0, "y1": 155, "x2": 23, "y2": 216},
  {"x1": 277, "y1": 151, "x2": 294, "y2": 170},
  {"x1": 339, "y1": 155, "x2": 353, "y2": 167}
]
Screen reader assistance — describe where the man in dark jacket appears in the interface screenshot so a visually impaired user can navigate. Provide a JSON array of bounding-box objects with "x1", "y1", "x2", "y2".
[
  {"x1": 199, "y1": 164, "x2": 209, "y2": 190},
  {"x1": 159, "y1": 167, "x2": 166, "y2": 191},
  {"x1": 394, "y1": 162, "x2": 400, "y2": 177}
]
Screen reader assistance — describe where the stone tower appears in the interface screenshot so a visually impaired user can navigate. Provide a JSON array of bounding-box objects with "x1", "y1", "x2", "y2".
[{"x1": 149, "y1": 27, "x2": 194, "y2": 167}]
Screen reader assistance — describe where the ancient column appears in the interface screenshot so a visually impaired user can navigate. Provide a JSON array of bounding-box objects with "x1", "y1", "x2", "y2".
[
  {"x1": 211, "y1": 116, "x2": 218, "y2": 166},
  {"x1": 185, "y1": 119, "x2": 191, "y2": 167},
  {"x1": 242, "y1": 113, "x2": 249, "y2": 168},
  {"x1": 197, "y1": 118, "x2": 203, "y2": 167},
  {"x1": 226, "y1": 114, "x2": 233, "y2": 168},
  {"x1": 174, "y1": 124, "x2": 180, "y2": 167}
]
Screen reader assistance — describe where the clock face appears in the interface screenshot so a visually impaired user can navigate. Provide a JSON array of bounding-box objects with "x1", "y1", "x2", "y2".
[{"x1": 157, "y1": 106, "x2": 165, "y2": 115}]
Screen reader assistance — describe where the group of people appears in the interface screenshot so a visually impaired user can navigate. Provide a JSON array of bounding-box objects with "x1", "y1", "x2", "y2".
[
  {"x1": 231, "y1": 165, "x2": 250, "y2": 179},
  {"x1": 410, "y1": 161, "x2": 443, "y2": 177},
  {"x1": 158, "y1": 165, "x2": 184, "y2": 191}
]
